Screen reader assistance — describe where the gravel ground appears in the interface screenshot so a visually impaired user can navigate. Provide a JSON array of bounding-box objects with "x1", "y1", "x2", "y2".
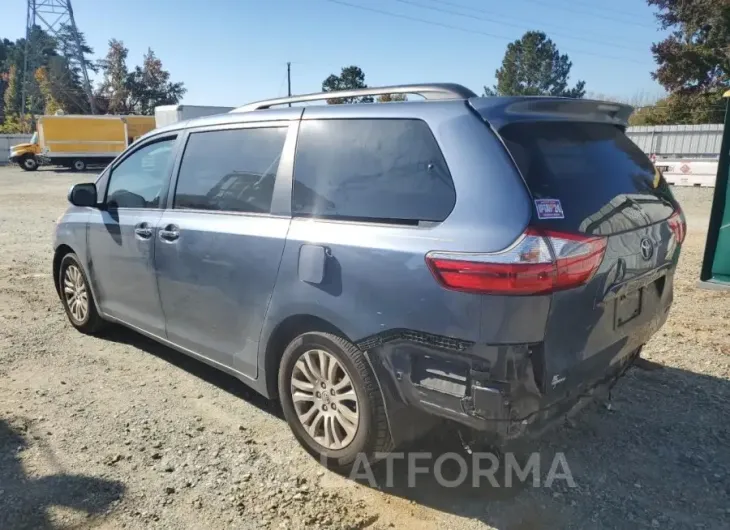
[{"x1": 0, "y1": 165, "x2": 728, "y2": 530}]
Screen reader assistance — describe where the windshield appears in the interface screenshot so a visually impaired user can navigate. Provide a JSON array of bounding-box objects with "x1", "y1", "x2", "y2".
[
  {"x1": 499, "y1": 121, "x2": 676, "y2": 235},
  {"x1": 30, "y1": 132, "x2": 38, "y2": 144}
]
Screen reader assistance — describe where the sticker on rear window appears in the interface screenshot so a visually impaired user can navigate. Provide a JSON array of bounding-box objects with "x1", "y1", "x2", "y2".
[{"x1": 535, "y1": 199, "x2": 564, "y2": 219}]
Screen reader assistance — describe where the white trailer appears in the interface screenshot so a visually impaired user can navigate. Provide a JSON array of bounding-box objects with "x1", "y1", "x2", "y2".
[
  {"x1": 154, "y1": 105, "x2": 234, "y2": 129},
  {"x1": 655, "y1": 159, "x2": 719, "y2": 187}
]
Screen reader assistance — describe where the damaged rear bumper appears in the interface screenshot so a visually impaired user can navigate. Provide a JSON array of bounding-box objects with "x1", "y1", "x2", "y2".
[{"x1": 360, "y1": 329, "x2": 644, "y2": 447}]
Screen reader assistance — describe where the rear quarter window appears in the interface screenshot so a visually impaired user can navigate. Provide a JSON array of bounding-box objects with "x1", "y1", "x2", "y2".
[{"x1": 292, "y1": 119, "x2": 455, "y2": 224}]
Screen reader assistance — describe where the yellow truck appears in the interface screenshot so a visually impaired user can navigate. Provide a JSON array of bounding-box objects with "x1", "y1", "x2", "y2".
[{"x1": 8, "y1": 114, "x2": 156, "y2": 171}]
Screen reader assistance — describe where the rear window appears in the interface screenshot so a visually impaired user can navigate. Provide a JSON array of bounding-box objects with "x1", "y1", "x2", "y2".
[
  {"x1": 292, "y1": 119, "x2": 455, "y2": 224},
  {"x1": 499, "y1": 122, "x2": 675, "y2": 235}
]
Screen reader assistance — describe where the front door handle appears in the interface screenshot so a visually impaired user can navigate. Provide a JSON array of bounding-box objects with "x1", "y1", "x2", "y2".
[
  {"x1": 134, "y1": 222, "x2": 153, "y2": 239},
  {"x1": 159, "y1": 224, "x2": 180, "y2": 242}
]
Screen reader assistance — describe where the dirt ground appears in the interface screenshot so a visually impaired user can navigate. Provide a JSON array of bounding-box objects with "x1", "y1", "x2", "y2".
[{"x1": 0, "y1": 165, "x2": 728, "y2": 530}]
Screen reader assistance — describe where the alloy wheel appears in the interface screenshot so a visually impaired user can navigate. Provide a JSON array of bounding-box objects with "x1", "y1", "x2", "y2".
[
  {"x1": 290, "y1": 349, "x2": 359, "y2": 450},
  {"x1": 63, "y1": 264, "x2": 88, "y2": 323}
]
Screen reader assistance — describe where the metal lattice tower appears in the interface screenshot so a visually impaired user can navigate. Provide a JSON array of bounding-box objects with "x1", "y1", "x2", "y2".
[{"x1": 22, "y1": 0, "x2": 96, "y2": 114}]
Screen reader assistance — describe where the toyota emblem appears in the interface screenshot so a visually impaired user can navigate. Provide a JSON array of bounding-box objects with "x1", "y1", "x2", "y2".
[{"x1": 640, "y1": 238, "x2": 654, "y2": 261}]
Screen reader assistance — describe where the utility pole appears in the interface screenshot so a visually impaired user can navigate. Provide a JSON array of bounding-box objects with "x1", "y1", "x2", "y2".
[
  {"x1": 22, "y1": 2, "x2": 31, "y2": 116},
  {"x1": 287, "y1": 62, "x2": 291, "y2": 107},
  {"x1": 22, "y1": 0, "x2": 96, "y2": 115}
]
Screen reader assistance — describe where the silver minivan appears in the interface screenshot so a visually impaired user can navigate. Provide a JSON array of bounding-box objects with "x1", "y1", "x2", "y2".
[{"x1": 54, "y1": 84, "x2": 685, "y2": 469}]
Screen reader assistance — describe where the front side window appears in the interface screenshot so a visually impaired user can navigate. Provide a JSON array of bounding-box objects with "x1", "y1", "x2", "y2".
[
  {"x1": 174, "y1": 127, "x2": 287, "y2": 214},
  {"x1": 292, "y1": 119, "x2": 455, "y2": 224},
  {"x1": 106, "y1": 137, "x2": 176, "y2": 209}
]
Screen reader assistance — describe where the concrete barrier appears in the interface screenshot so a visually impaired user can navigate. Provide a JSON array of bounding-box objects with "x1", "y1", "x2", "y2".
[{"x1": 0, "y1": 134, "x2": 33, "y2": 165}]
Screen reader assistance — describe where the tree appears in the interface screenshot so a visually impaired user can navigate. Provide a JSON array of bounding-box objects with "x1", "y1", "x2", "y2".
[
  {"x1": 1, "y1": 65, "x2": 31, "y2": 133},
  {"x1": 0, "y1": 38, "x2": 19, "y2": 122},
  {"x1": 322, "y1": 66, "x2": 373, "y2": 104},
  {"x1": 21, "y1": 25, "x2": 61, "y2": 116},
  {"x1": 0, "y1": 38, "x2": 16, "y2": 69},
  {"x1": 2, "y1": 28, "x2": 184, "y2": 121},
  {"x1": 55, "y1": 23, "x2": 97, "y2": 77},
  {"x1": 484, "y1": 31, "x2": 585, "y2": 98},
  {"x1": 1, "y1": 40, "x2": 25, "y2": 129},
  {"x1": 629, "y1": 99, "x2": 671, "y2": 126},
  {"x1": 126, "y1": 48, "x2": 186, "y2": 115},
  {"x1": 376, "y1": 93, "x2": 407, "y2": 102},
  {"x1": 1, "y1": 26, "x2": 95, "y2": 120},
  {"x1": 3, "y1": 64, "x2": 21, "y2": 118},
  {"x1": 53, "y1": 23, "x2": 97, "y2": 113},
  {"x1": 34, "y1": 66, "x2": 63, "y2": 115},
  {"x1": 646, "y1": 0, "x2": 729, "y2": 124},
  {"x1": 95, "y1": 42, "x2": 185, "y2": 115},
  {"x1": 629, "y1": 92, "x2": 725, "y2": 126},
  {"x1": 96, "y1": 39, "x2": 130, "y2": 114}
]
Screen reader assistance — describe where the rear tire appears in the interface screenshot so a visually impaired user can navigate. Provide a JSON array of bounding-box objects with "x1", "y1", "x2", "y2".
[
  {"x1": 71, "y1": 159, "x2": 87, "y2": 172},
  {"x1": 19, "y1": 155, "x2": 38, "y2": 171},
  {"x1": 278, "y1": 332, "x2": 393, "y2": 472},
  {"x1": 58, "y1": 253, "x2": 105, "y2": 334}
]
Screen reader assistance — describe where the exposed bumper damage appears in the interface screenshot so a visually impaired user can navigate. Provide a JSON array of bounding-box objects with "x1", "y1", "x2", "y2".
[{"x1": 359, "y1": 329, "x2": 642, "y2": 447}]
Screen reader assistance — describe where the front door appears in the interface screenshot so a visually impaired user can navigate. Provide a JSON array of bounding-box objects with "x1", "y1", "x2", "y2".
[
  {"x1": 87, "y1": 136, "x2": 178, "y2": 336},
  {"x1": 155, "y1": 124, "x2": 291, "y2": 377}
]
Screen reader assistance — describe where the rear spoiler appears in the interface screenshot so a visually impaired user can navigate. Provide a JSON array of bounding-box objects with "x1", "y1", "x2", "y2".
[{"x1": 468, "y1": 97, "x2": 633, "y2": 129}]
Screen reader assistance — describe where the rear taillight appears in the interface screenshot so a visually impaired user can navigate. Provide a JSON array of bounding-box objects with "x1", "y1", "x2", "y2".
[
  {"x1": 667, "y1": 210, "x2": 686, "y2": 244},
  {"x1": 426, "y1": 228, "x2": 607, "y2": 295},
  {"x1": 546, "y1": 230, "x2": 608, "y2": 291}
]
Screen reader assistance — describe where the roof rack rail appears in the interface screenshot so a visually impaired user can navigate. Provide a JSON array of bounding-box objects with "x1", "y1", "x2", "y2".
[{"x1": 232, "y1": 83, "x2": 477, "y2": 112}]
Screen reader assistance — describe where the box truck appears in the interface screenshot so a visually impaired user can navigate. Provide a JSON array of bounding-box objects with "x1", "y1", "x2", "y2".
[
  {"x1": 124, "y1": 115, "x2": 157, "y2": 143},
  {"x1": 8, "y1": 114, "x2": 156, "y2": 172},
  {"x1": 154, "y1": 105, "x2": 234, "y2": 128}
]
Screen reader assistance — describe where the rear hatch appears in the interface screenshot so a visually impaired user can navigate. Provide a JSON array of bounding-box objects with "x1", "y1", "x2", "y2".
[{"x1": 480, "y1": 105, "x2": 685, "y2": 397}]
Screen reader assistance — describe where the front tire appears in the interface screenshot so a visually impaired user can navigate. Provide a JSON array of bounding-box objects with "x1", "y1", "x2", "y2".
[
  {"x1": 278, "y1": 332, "x2": 393, "y2": 471},
  {"x1": 58, "y1": 253, "x2": 105, "y2": 334},
  {"x1": 19, "y1": 155, "x2": 38, "y2": 171}
]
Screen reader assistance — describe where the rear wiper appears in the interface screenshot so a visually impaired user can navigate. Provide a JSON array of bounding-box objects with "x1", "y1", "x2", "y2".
[{"x1": 626, "y1": 195, "x2": 673, "y2": 209}]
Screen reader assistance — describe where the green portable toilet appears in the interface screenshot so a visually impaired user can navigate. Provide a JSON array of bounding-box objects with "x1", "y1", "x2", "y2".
[{"x1": 699, "y1": 89, "x2": 730, "y2": 289}]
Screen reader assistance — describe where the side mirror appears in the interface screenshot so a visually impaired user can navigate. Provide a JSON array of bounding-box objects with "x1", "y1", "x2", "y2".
[{"x1": 68, "y1": 183, "x2": 97, "y2": 207}]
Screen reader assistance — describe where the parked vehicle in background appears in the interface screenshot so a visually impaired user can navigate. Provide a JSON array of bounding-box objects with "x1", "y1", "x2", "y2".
[
  {"x1": 124, "y1": 115, "x2": 158, "y2": 144},
  {"x1": 53, "y1": 84, "x2": 685, "y2": 470},
  {"x1": 655, "y1": 159, "x2": 719, "y2": 187},
  {"x1": 8, "y1": 114, "x2": 155, "y2": 172},
  {"x1": 154, "y1": 105, "x2": 234, "y2": 128}
]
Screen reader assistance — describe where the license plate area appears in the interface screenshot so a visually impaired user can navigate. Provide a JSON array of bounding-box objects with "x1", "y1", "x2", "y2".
[{"x1": 615, "y1": 288, "x2": 642, "y2": 328}]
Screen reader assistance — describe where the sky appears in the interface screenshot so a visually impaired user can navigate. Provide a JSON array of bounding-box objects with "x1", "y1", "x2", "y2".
[{"x1": 1, "y1": 0, "x2": 669, "y2": 106}]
